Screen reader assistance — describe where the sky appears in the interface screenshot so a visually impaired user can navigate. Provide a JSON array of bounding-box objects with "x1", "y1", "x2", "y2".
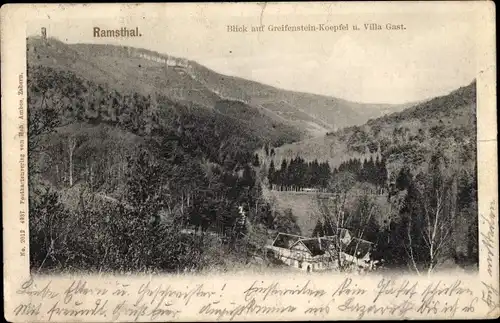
[{"x1": 26, "y1": 3, "x2": 480, "y2": 104}]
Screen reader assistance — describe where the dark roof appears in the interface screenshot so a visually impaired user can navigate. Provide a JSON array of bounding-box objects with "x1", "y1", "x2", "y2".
[
  {"x1": 344, "y1": 238, "x2": 373, "y2": 258},
  {"x1": 272, "y1": 233, "x2": 304, "y2": 248},
  {"x1": 296, "y1": 237, "x2": 336, "y2": 257},
  {"x1": 273, "y1": 231, "x2": 372, "y2": 259}
]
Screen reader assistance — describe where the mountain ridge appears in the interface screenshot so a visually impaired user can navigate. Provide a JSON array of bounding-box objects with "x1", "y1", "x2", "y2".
[
  {"x1": 27, "y1": 36, "x2": 411, "y2": 137},
  {"x1": 270, "y1": 79, "x2": 477, "y2": 178}
]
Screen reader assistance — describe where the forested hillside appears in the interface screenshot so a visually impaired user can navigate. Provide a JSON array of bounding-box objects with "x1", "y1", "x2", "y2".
[
  {"x1": 27, "y1": 36, "x2": 408, "y2": 138},
  {"x1": 274, "y1": 81, "x2": 476, "y2": 178},
  {"x1": 27, "y1": 64, "x2": 301, "y2": 274},
  {"x1": 263, "y1": 81, "x2": 478, "y2": 273},
  {"x1": 27, "y1": 35, "x2": 478, "y2": 275}
]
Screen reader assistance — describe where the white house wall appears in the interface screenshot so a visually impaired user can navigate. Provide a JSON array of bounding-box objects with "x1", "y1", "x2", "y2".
[{"x1": 266, "y1": 245, "x2": 340, "y2": 272}]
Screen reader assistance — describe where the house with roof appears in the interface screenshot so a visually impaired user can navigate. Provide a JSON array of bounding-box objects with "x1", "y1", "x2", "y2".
[
  {"x1": 343, "y1": 237, "x2": 373, "y2": 264},
  {"x1": 266, "y1": 229, "x2": 374, "y2": 272},
  {"x1": 266, "y1": 233, "x2": 338, "y2": 272}
]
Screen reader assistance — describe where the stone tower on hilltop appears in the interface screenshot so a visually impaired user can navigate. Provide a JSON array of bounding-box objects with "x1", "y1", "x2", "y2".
[{"x1": 41, "y1": 27, "x2": 47, "y2": 40}]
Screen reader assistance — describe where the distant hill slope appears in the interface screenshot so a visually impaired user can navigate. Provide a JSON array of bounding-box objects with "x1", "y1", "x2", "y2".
[
  {"x1": 27, "y1": 37, "x2": 302, "y2": 146},
  {"x1": 27, "y1": 36, "x2": 408, "y2": 137},
  {"x1": 273, "y1": 80, "x2": 477, "y2": 178},
  {"x1": 187, "y1": 61, "x2": 413, "y2": 136}
]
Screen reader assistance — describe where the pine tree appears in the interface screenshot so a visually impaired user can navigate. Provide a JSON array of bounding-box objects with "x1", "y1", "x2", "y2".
[
  {"x1": 375, "y1": 155, "x2": 381, "y2": 187},
  {"x1": 268, "y1": 160, "x2": 276, "y2": 189},
  {"x1": 395, "y1": 166, "x2": 412, "y2": 190},
  {"x1": 252, "y1": 153, "x2": 260, "y2": 167},
  {"x1": 304, "y1": 162, "x2": 311, "y2": 188},
  {"x1": 241, "y1": 164, "x2": 255, "y2": 188},
  {"x1": 311, "y1": 159, "x2": 320, "y2": 187},
  {"x1": 297, "y1": 156, "x2": 307, "y2": 190},
  {"x1": 381, "y1": 158, "x2": 388, "y2": 188},
  {"x1": 312, "y1": 219, "x2": 325, "y2": 237},
  {"x1": 288, "y1": 157, "x2": 296, "y2": 190},
  {"x1": 354, "y1": 158, "x2": 361, "y2": 175},
  {"x1": 280, "y1": 159, "x2": 288, "y2": 190},
  {"x1": 367, "y1": 156, "x2": 375, "y2": 184},
  {"x1": 318, "y1": 162, "x2": 331, "y2": 188},
  {"x1": 360, "y1": 158, "x2": 368, "y2": 182}
]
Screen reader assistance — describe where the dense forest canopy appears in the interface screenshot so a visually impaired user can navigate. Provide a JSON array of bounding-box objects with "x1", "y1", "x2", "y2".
[
  {"x1": 28, "y1": 64, "x2": 303, "y2": 273},
  {"x1": 260, "y1": 81, "x2": 478, "y2": 273}
]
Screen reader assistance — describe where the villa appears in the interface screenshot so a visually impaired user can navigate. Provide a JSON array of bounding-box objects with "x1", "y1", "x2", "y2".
[{"x1": 266, "y1": 228, "x2": 374, "y2": 272}]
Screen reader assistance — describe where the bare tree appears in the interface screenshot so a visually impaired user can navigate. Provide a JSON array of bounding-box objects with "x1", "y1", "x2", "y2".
[
  {"x1": 423, "y1": 188, "x2": 452, "y2": 274},
  {"x1": 403, "y1": 214, "x2": 421, "y2": 275},
  {"x1": 403, "y1": 151, "x2": 457, "y2": 276},
  {"x1": 68, "y1": 136, "x2": 77, "y2": 187},
  {"x1": 316, "y1": 171, "x2": 378, "y2": 272},
  {"x1": 28, "y1": 92, "x2": 61, "y2": 152},
  {"x1": 405, "y1": 178, "x2": 454, "y2": 275},
  {"x1": 27, "y1": 91, "x2": 62, "y2": 185}
]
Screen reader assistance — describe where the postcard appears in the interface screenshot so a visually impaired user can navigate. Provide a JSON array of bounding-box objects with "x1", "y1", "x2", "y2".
[{"x1": 1, "y1": 2, "x2": 498, "y2": 321}]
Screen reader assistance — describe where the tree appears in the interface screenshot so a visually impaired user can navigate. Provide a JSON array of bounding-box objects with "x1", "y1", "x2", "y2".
[
  {"x1": 316, "y1": 185, "x2": 380, "y2": 272},
  {"x1": 375, "y1": 155, "x2": 381, "y2": 186},
  {"x1": 67, "y1": 136, "x2": 77, "y2": 187},
  {"x1": 402, "y1": 154, "x2": 455, "y2": 275},
  {"x1": 126, "y1": 146, "x2": 165, "y2": 222},
  {"x1": 241, "y1": 164, "x2": 256, "y2": 188},
  {"x1": 316, "y1": 171, "x2": 355, "y2": 270},
  {"x1": 27, "y1": 64, "x2": 290, "y2": 273},
  {"x1": 268, "y1": 160, "x2": 276, "y2": 189},
  {"x1": 279, "y1": 159, "x2": 288, "y2": 190},
  {"x1": 28, "y1": 100, "x2": 60, "y2": 154},
  {"x1": 252, "y1": 153, "x2": 260, "y2": 167},
  {"x1": 366, "y1": 156, "x2": 375, "y2": 184},
  {"x1": 379, "y1": 157, "x2": 388, "y2": 190},
  {"x1": 29, "y1": 185, "x2": 71, "y2": 272},
  {"x1": 272, "y1": 209, "x2": 301, "y2": 235},
  {"x1": 395, "y1": 166, "x2": 412, "y2": 190},
  {"x1": 458, "y1": 171, "x2": 478, "y2": 263},
  {"x1": 352, "y1": 194, "x2": 379, "y2": 242},
  {"x1": 318, "y1": 162, "x2": 331, "y2": 189},
  {"x1": 27, "y1": 83, "x2": 61, "y2": 182}
]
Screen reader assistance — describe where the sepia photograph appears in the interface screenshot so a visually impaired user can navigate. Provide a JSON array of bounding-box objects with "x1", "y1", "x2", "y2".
[
  {"x1": 2, "y1": 2, "x2": 497, "y2": 321},
  {"x1": 26, "y1": 11, "x2": 478, "y2": 277}
]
